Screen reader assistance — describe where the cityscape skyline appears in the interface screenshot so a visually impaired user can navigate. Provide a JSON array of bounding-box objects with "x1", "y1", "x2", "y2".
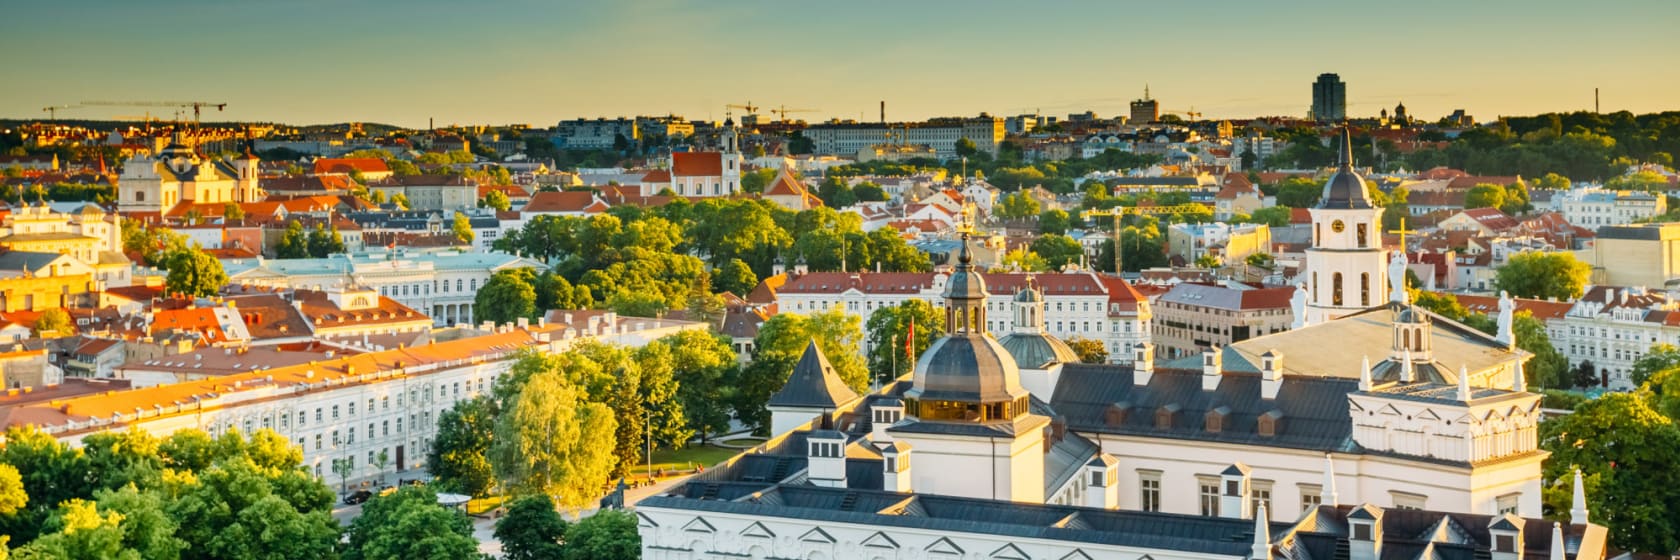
[{"x1": 3, "y1": 0, "x2": 1677, "y2": 127}]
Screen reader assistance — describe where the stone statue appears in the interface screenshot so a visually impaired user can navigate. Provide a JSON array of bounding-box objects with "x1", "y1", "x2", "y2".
[
  {"x1": 1496, "y1": 290, "x2": 1516, "y2": 345},
  {"x1": 1389, "y1": 250, "x2": 1409, "y2": 304},
  {"x1": 1290, "y1": 283, "x2": 1309, "y2": 329}
]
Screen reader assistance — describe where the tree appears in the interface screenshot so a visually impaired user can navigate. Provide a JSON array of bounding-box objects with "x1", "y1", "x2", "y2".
[
  {"x1": 492, "y1": 356, "x2": 617, "y2": 512},
  {"x1": 1030, "y1": 234, "x2": 1085, "y2": 270},
  {"x1": 1411, "y1": 290, "x2": 1469, "y2": 321},
  {"x1": 343, "y1": 486, "x2": 482, "y2": 560},
  {"x1": 428, "y1": 396, "x2": 497, "y2": 498},
  {"x1": 12, "y1": 499, "x2": 130, "y2": 560},
  {"x1": 481, "y1": 190, "x2": 512, "y2": 211},
  {"x1": 1038, "y1": 209, "x2": 1072, "y2": 235},
  {"x1": 275, "y1": 222, "x2": 308, "y2": 259},
  {"x1": 122, "y1": 222, "x2": 190, "y2": 267},
  {"x1": 305, "y1": 224, "x2": 344, "y2": 257},
  {"x1": 646, "y1": 330, "x2": 737, "y2": 443},
  {"x1": 495, "y1": 495, "x2": 567, "y2": 560},
  {"x1": 32, "y1": 308, "x2": 70, "y2": 338},
  {"x1": 475, "y1": 269, "x2": 538, "y2": 324},
  {"x1": 1574, "y1": 359, "x2": 1602, "y2": 389},
  {"x1": 88, "y1": 485, "x2": 188, "y2": 560},
  {"x1": 391, "y1": 193, "x2": 411, "y2": 210},
  {"x1": 714, "y1": 258, "x2": 758, "y2": 295},
  {"x1": 1000, "y1": 248, "x2": 1049, "y2": 272},
  {"x1": 954, "y1": 137, "x2": 980, "y2": 159},
  {"x1": 0, "y1": 464, "x2": 23, "y2": 516},
  {"x1": 163, "y1": 248, "x2": 227, "y2": 297},
  {"x1": 1513, "y1": 313, "x2": 1569, "y2": 390},
  {"x1": 1632, "y1": 343, "x2": 1680, "y2": 386},
  {"x1": 852, "y1": 181, "x2": 888, "y2": 202},
  {"x1": 865, "y1": 300, "x2": 946, "y2": 382},
  {"x1": 739, "y1": 168, "x2": 777, "y2": 194},
  {"x1": 1464, "y1": 183, "x2": 1507, "y2": 210},
  {"x1": 1540, "y1": 392, "x2": 1680, "y2": 552},
  {"x1": 735, "y1": 309, "x2": 868, "y2": 431},
  {"x1": 1194, "y1": 254, "x2": 1222, "y2": 268},
  {"x1": 995, "y1": 191, "x2": 1041, "y2": 219},
  {"x1": 1245, "y1": 206, "x2": 1292, "y2": 227},
  {"x1": 561, "y1": 509, "x2": 639, "y2": 560},
  {"x1": 1494, "y1": 251, "x2": 1591, "y2": 300},
  {"x1": 452, "y1": 212, "x2": 475, "y2": 245},
  {"x1": 1067, "y1": 337, "x2": 1108, "y2": 364},
  {"x1": 222, "y1": 202, "x2": 245, "y2": 222}
]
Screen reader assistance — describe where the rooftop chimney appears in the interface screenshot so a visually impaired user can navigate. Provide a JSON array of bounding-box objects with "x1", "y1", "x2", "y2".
[
  {"x1": 1133, "y1": 342, "x2": 1154, "y2": 386},
  {"x1": 1202, "y1": 344, "x2": 1222, "y2": 391}
]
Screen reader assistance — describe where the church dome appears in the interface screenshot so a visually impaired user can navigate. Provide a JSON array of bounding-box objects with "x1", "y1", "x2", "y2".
[
  {"x1": 908, "y1": 334, "x2": 1028, "y2": 404},
  {"x1": 943, "y1": 237, "x2": 988, "y2": 301},
  {"x1": 1318, "y1": 126, "x2": 1375, "y2": 210},
  {"x1": 997, "y1": 332, "x2": 1080, "y2": 369}
]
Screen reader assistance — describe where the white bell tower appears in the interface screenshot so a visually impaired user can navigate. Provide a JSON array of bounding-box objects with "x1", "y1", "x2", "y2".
[{"x1": 1306, "y1": 126, "x2": 1387, "y2": 324}]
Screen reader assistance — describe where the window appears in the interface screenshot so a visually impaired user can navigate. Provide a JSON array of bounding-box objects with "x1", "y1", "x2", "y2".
[
  {"x1": 1332, "y1": 273, "x2": 1343, "y2": 306},
  {"x1": 1391, "y1": 491, "x2": 1427, "y2": 510},
  {"x1": 1250, "y1": 481, "x2": 1273, "y2": 520},
  {"x1": 1356, "y1": 223, "x2": 1368, "y2": 247},
  {"x1": 383, "y1": 420, "x2": 389, "y2": 436},
  {"x1": 1352, "y1": 522, "x2": 1372, "y2": 540},
  {"x1": 1199, "y1": 478, "x2": 1221, "y2": 517},
  {"x1": 1139, "y1": 471, "x2": 1162, "y2": 512},
  {"x1": 1495, "y1": 534, "x2": 1517, "y2": 552},
  {"x1": 315, "y1": 434, "x2": 322, "y2": 450},
  {"x1": 332, "y1": 430, "x2": 341, "y2": 446},
  {"x1": 1300, "y1": 484, "x2": 1323, "y2": 512},
  {"x1": 315, "y1": 408, "x2": 322, "y2": 423},
  {"x1": 332, "y1": 405, "x2": 340, "y2": 420},
  {"x1": 382, "y1": 396, "x2": 389, "y2": 411},
  {"x1": 348, "y1": 402, "x2": 355, "y2": 416},
  {"x1": 1360, "y1": 273, "x2": 1370, "y2": 306},
  {"x1": 1496, "y1": 493, "x2": 1520, "y2": 515},
  {"x1": 368, "y1": 398, "x2": 375, "y2": 413}
]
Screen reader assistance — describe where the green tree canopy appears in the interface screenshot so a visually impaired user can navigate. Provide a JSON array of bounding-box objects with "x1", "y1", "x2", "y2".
[
  {"x1": 428, "y1": 396, "x2": 498, "y2": 498},
  {"x1": 1068, "y1": 337, "x2": 1109, "y2": 364},
  {"x1": 1494, "y1": 251, "x2": 1591, "y2": 300},
  {"x1": 995, "y1": 191, "x2": 1041, "y2": 219},
  {"x1": 495, "y1": 495, "x2": 567, "y2": 560},
  {"x1": 475, "y1": 268, "x2": 539, "y2": 324},
  {"x1": 865, "y1": 299, "x2": 947, "y2": 382},
  {"x1": 1038, "y1": 209, "x2": 1072, "y2": 235},
  {"x1": 1464, "y1": 183, "x2": 1507, "y2": 210},
  {"x1": 480, "y1": 190, "x2": 512, "y2": 211},
  {"x1": 163, "y1": 248, "x2": 227, "y2": 297},
  {"x1": 343, "y1": 486, "x2": 483, "y2": 560},
  {"x1": 645, "y1": 330, "x2": 738, "y2": 442},
  {"x1": 1540, "y1": 392, "x2": 1680, "y2": 552},
  {"x1": 491, "y1": 354, "x2": 618, "y2": 512},
  {"x1": 32, "y1": 308, "x2": 70, "y2": 338},
  {"x1": 452, "y1": 212, "x2": 476, "y2": 245},
  {"x1": 560, "y1": 509, "x2": 640, "y2": 560},
  {"x1": 735, "y1": 308, "x2": 867, "y2": 431}
]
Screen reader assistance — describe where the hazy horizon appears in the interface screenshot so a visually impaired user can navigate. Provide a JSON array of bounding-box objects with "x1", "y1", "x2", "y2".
[{"x1": 4, "y1": 0, "x2": 1676, "y2": 128}]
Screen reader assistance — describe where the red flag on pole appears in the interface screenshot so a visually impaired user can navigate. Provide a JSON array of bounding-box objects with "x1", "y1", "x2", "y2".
[{"x1": 905, "y1": 318, "x2": 915, "y2": 361}]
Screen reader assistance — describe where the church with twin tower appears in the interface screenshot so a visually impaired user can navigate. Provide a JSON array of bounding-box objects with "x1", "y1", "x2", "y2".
[{"x1": 1305, "y1": 126, "x2": 1388, "y2": 325}]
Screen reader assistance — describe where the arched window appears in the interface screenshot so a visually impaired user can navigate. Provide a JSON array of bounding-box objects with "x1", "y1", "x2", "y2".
[
  {"x1": 1357, "y1": 223, "x2": 1369, "y2": 248},
  {"x1": 1360, "y1": 273, "x2": 1370, "y2": 306},
  {"x1": 1332, "y1": 273, "x2": 1343, "y2": 306}
]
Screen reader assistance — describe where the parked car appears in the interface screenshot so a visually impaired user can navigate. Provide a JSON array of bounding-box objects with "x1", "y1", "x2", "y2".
[{"x1": 343, "y1": 490, "x2": 373, "y2": 505}]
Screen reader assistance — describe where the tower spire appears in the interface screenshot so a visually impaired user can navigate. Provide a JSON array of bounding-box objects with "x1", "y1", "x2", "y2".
[
  {"x1": 1457, "y1": 365, "x2": 1472, "y2": 401},
  {"x1": 1321, "y1": 454, "x2": 1339, "y2": 506},
  {"x1": 1571, "y1": 467, "x2": 1590, "y2": 525},
  {"x1": 1337, "y1": 125, "x2": 1353, "y2": 169},
  {"x1": 1251, "y1": 503, "x2": 1272, "y2": 560}
]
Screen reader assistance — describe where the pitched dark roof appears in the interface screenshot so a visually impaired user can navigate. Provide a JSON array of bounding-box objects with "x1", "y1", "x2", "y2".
[
  {"x1": 1050, "y1": 365, "x2": 1359, "y2": 453},
  {"x1": 768, "y1": 341, "x2": 859, "y2": 409}
]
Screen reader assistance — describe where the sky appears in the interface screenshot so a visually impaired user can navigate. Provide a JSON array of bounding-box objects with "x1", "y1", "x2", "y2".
[{"x1": 3, "y1": 0, "x2": 1676, "y2": 128}]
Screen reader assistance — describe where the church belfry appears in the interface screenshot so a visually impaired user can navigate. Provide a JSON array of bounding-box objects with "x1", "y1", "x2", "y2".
[{"x1": 1305, "y1": 126, "x2": 1387, "y2": 324}]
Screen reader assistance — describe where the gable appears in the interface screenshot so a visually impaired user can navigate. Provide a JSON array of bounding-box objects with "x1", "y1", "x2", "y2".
[
  {"x1": 861, "y1": 531, "x2": 900, "y2": 549},
  {"x1": 740, "y1": 521, "x2": 775, "y2": 539},
  {"x1": 990, "y1": 543, "x2": 1032, "y2": 560},
  {"x1": 681, "y1": 517, "x2": 715, "y2": 533},
  {"x1": 799, "y1": 527, "x2": 836, "y2": 544},
  {"x1": 926, "y1": 537, "x2": 965, "y2": 556}
]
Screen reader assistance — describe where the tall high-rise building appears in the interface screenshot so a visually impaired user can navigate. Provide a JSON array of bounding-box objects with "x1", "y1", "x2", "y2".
[
  {"x1": 1311, "y1": 73, "x2": 1347, "y2": 122},
  {"x1": 1129, "y1": 85, "x2": 1159, "y2": 124}
]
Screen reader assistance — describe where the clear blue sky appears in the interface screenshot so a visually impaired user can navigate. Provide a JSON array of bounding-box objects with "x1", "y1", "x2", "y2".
[{"x1": 4, "y1": 0, "x2": 1675, "y2": 128}]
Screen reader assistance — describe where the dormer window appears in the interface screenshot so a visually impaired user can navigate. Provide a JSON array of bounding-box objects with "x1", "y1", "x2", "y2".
[{"x1": 1352, "y1": 521, "x2": 1373, "y2": 541}]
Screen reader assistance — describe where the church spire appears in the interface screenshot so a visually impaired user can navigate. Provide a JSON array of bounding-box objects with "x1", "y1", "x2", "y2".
[{"x1": 1337, "y1": 125, "x2": 1354, "y2": 169}]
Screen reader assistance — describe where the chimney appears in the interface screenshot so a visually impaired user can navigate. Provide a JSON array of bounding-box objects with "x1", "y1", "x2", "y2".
[
  {"x1": 1083, "y1": 454, "x2": 1120, "y2": 510},
  {"x1": 1202, "y1": 344, "x2": 1223, "y2": 391},
  {"x1": 807, "y1": 430, "x2": 847, "y2": 488},
  {"x1": 1348, "y1": 504, "x2": 1384, "y2": 560},
  {"x1": 1133, "y1": 342, "x2": 1154, "y2": 386},
  {"x1": 1260, "y1": 349, "x2": 1283, "y2": 400},
  {"x1": 1219, "y1": 462, "x2": 1252, "y2": 520},
  {"x1": 870, "y1": 398, "x2": 905, "y2": 442},
  {"x1": 881, "y1": 441, "x2": 911, "y2": 493}
]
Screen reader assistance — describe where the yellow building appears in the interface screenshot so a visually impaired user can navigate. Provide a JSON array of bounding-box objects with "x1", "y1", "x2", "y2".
[
  {"x1": 0, "y1": 272, "x2": 95, "y2": 312},
  {"x1": 1583, "y1": 223, "x2": 1680, "y2": 288}
]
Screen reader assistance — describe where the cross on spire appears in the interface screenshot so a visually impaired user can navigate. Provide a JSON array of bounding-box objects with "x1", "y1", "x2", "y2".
[{"x1": 1388, "y1": 217, "x2": 1418, "y2": 251}]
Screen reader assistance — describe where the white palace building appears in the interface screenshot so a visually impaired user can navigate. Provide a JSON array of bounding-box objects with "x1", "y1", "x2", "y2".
[{"x1": 636, "y1": 135, "x2": 1606, "y2": 560}]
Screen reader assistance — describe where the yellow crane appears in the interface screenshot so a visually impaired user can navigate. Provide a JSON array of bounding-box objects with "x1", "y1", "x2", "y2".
[
  {"x1": 723, "y1": 101, "x2": 759, "y2": 121},
  {"x1": 771, "y1": 105, "x2": 818, "y2": 122},
  {"x1": 80, "y1": 100, "x2": 227, "y2": 125},
  {"x1": 1081, "y1": 204, "x2": 1208, "y2": 272},
  {"x1": 41, "y1": 105, "x2": 79, "y2": 120}
]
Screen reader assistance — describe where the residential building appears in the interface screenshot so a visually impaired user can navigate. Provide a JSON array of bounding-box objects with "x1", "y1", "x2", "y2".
[
  {"x1": 803, "y1": 116, "x2": 1005, "y2": 158},
  {"x1": 1552, "y1": 285, "x2": 1680, "y2": 390},
  {"x1": 0, "y1": 202, "x2": 129, "y2": 288},
  {"x1": 312, "y1": 158, "x2": 393, "y2": 181},
  {"x1": 1213, "y1": 174, "x2": 1264, "y2": 219},
  {"x1": 1130, "y1": 87, "x2": 1159, "y2": 124},
  {"x1": 551, "y1": 118, "x2": 637, "y2": 149},
  {"x1": 1168, "y1": 223, "x2": 1273, "y2": 265},
  {"x1": 364, "y1": 175, "x2": 478, "y2": 212},
  {"x1": 1439, "y1": 208, "x2": 1520, "y2": 236},
  {"x1": 221, "y1": 249, "x2": 546, "y2": 327},
  {"x1": 1558, "y1": 188, "x2": 1665, "y2": 227},
  {"x1": 1310, "y1": 73, "x2": 1346, "y2": 122},
  {"x1": 1152, "y1": 282, "x2": 1296, "y2": 358},
  {"x1": 764, "y1": 268, "x2": 1150, "y2": 362}
]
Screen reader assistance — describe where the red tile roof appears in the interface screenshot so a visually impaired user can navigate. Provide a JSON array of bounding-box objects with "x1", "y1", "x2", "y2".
[
  {"x1": 312, "y1": 158, "x2": 391, "y2": 176},
  {"x1": 522, "y1": 191, "x2": 608, "y2": 214},
  {"x1": 672, "y1": 152, "x2": 724, "y2": 177},
  {"x1": 1456, "y1": 207, "x2": 1520, "y2": 231},
  {"x1": 641, "y1": 170, "x2": 672, "y2": 183},
  {"x1": 1451, "y1": 293, "x2": 1573, "y2": 321}
]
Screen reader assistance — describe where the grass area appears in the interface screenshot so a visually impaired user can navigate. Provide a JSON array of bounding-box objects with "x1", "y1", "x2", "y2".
[
  {"x1": 628, "y1": 445, "x2": 738, "y2": 480},
  {"x1": 465, "y1": 495, "x2": 507, "y2": 516}
]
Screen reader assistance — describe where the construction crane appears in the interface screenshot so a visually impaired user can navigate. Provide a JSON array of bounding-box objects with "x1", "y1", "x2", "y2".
[
  {"x1": 770, "y1": 105, "x2": 818, "y2": 122},
  {"x1": 41, "y1": 105, "x2": 79, "y2": 120},
  {"x1": 723, "y1": 101, "x2": 759, "y2": 121},
  {"x1": 1082, "y1": 204, "x2": 1207, "y2": 273},
  {"x1": 1161, "y1": 108, "x2": 1202, "y2": 122},
  {"x1": 80, "y1": 100, "x2": 227, "y2": 125}
]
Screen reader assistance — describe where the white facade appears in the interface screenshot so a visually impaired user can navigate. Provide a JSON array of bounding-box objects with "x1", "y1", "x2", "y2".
[
  {"x1": 1558, "y1": 187, "x2": 1666, "y2": 227},
  {"x1": 804, "y1": 117, "x2": 1005, "y2": 158},
  {"x1": 1552, "y1": 286, "x2": 1679, "y2": 390},
  {"x1": 1305, "y1": 206, "x2": 1387, "y2": 324},
  {"x1": 222, "y1": 250, "x2": 546, "y2": 327}
]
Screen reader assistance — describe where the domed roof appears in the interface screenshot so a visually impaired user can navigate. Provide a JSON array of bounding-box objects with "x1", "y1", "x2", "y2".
[
  {"x1": 997, "y1": 332, "x2": 1080, "y2": 369},
  {"x1": 943, "y1": 234, "x2": 987, "y2": 301},
  {"x1": 1396, "y1": 305, "x2": 1429, "y2": 324},
  {"x1": 1317, "y1": 126, "x2": 1375, "y2": 210},
  {"x1": 1013, "y1": 277, "x2": 1042, "y2": 303},
  {"x1": 907, "y1": 334, "x2": 1028, "y2": 404}
]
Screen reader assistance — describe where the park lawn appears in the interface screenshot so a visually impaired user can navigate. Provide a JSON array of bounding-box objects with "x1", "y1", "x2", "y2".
[{"x1": 629, "y1": 445, "x2": 738, "y2": 478}]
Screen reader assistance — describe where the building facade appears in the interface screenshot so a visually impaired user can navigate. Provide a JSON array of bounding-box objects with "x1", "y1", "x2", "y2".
[
  {"x1": 803, "y1": 116, "x2": 1005, "y2": 159},
  {"x1": 118, "y1": 140, "x2": 261, "y2": 213},
  {"x1": 1311, "y1": 73, "x2": 1347, "y2": 122},
  {"x1": 1305, "y1": 127, "x2": 1387, "y2": 325},
  {"x1": 222, "y1": 249, "x2": 547, "y2": 326},
  {"x1": 1152, "y1": 283, "x2": 1295, "y2": 358},
  {"x1": 1558, "y1": 188, "x2": 1665, "y2": 227}
]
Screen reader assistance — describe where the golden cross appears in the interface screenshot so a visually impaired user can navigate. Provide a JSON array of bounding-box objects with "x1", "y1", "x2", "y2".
[{"x1": 1388, "y1": 217, "x2": 1418, "y2": 250}]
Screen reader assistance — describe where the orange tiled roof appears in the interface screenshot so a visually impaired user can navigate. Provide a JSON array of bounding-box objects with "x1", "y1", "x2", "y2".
[
  {"x1": 672, "y1": 152, "x2": 723, "y2": 177},
  {"x1": 312, "y1": 158, "x2": 390, "y2": 175}
]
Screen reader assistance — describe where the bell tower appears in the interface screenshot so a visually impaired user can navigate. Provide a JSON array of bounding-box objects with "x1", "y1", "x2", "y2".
[{"x1": 1305, "y1": 126, "x2": 1387, "y2": 324}]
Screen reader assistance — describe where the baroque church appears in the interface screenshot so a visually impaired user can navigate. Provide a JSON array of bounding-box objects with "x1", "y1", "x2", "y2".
[
  {"x1": 118, "y1": 133, "x2": 262, "y2": 213},
  {"x1": 636, "y1": 131, "x2": 1603, "y2": 560}
]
